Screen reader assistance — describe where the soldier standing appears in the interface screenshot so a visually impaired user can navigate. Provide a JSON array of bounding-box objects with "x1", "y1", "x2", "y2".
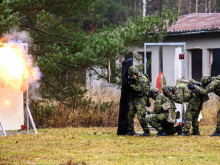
[
  {"x1": 126, "y1": 66, "x2": 150, "y2": 136},
  {"x1": 166, "y1": 80, "x2": 206, "y2": 136},
  {"x1": 188, "y1": 75, "x2": 220, "y2": 136}
]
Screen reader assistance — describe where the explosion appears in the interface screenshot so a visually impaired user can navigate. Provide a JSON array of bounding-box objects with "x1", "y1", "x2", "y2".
[{"x1": 0, "y1": 41, "x2": 40, "y2": 91}]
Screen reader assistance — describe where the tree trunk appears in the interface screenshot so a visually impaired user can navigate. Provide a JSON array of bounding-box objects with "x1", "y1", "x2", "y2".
[
  {"x1": 208, "y1": 0, "x2": 212, "y2": 12},
  {"x1": 196, "y1": 0, "x2": 198, "y2": 13},
  {"x1": 205, "y1": 0, "x2": 208, "y2": 12},
  {"x1": 189, "y1": 0, "x2": 192, "y2": 14},
  {"x1": 143, "y1": 0, "x2": 146, "y2": 18},
  {"x1": 178, "y1": 0, "x2": 181, "y2": 14}
]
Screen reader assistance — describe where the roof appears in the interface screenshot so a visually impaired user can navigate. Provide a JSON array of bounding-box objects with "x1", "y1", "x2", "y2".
[{"x1": 167, "y1": 13, "x2": 220, "y2": 35}]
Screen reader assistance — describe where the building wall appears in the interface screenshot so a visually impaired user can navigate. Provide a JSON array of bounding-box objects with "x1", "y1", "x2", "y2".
[
  {"x1": 130, "y1": 45, "x2": 184, "y2": 87},
  {"x1": 130, "y1": 33, "x2": 220, "y2": 87},
  {"x1": 165, "y1": 33, "x2": 220, "y2": 80}
]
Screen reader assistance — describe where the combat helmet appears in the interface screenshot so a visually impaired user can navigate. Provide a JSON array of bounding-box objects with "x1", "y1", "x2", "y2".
[
  {"x1": 127, "y1": 66, "x2": 138, "y2": 76},
  {"x1": 162, "y1": 85, "x2": 173, "y2": 96},
  {"x1": 201, "y1": 75, "x2": 211, "y2": 87},
  {"x1": 149, "y1": 88, "x2": 159, "y2": 99}
]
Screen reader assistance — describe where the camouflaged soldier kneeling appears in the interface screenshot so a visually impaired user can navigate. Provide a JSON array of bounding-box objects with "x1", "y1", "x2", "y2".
[{"x1": 146, "y1": 86, "x2": 180, "y2": 136}]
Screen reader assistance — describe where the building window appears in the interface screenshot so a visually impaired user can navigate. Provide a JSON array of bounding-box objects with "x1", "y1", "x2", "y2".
[
  {"x1": 191, "y1": 49, "x2": 202, "y2": 81},
  {"x1": 211, "y1": 49, "x2": 220, "y2": 76}
]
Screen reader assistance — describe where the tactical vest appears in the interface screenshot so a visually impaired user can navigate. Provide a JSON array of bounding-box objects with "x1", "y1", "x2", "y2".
[
  {"x1": 133, "y1": 73, "x2": 150, "y2": 97},
  {"x1": 161, "y1": 96, "x2": 176, "y2": 124},
  {"x1": 175, "y1": 83, "x2": 196, "y2": 102}
]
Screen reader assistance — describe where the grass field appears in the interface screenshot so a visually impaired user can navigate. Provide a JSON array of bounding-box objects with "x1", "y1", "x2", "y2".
[{"x1": 0, "y1": 126, "x2": 220, "y2": 165}]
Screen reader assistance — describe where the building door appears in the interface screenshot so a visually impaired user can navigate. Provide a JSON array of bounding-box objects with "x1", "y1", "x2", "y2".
[
  {"x1": 211, "y1": 49, "x2": 220, "y2": 76},
  {"x1": 191, "y1": 49, "x2": 202, "y2": 81}
]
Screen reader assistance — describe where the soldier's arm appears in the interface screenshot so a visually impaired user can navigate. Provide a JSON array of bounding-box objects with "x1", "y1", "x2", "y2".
[
  {"x1": 171, "y1": 88, "x2": 184, "y2": 104},
  {"x1": 130, "y1": 79, "x2": 145, "y2": 92},
  {"x1": 153, "y1": 95, "x2": 167, "y2": 114},
  {"x1": 194, "y1": 81, "x2": 216, "y2": 95}
]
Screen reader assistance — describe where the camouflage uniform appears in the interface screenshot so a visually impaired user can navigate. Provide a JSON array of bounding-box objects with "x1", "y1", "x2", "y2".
[
  {"x1": 127, "y1": 66, "x2": 150, "y2": 134},
  {"x1": 171, "y1": 81, "x2": 203, "y2": 135},
  {"x1": 194, "y1": 75, "x2": 220, "y2": 135},
  {"x1": 146, "y1": 87, "x2": 177, "y2": 136}
]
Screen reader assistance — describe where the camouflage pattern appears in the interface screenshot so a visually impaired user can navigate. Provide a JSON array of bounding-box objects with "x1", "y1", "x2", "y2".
[
  {"x1": 128, "y1": 66, "x2": 138, "y2": 76},
  {"x1": 172, "y1": 82, "x2": 196, "y2": 103},
  {"x1": 172, "y1": 80, "x2": 203, "y2": 135},
  {"x1": 194, "y1": 75, "x2": 220, "y2": 97},
  {"x1": 146, "y1": 94, "x2": 176, "y2": 134},
  {"x1": 201, "y1": 75, "x2": 211, "y2": 87},
  {"x1": 130, "y1": 72, "x2": 150, "y2": 97},
  {"x1": 127, "y1": 67, "x2": 150, "y2": 133},
  {"x1": 194, "y1": 75, "x2": 220, "y2": 133},
  {"x1": 182, "y1": 97, "x2": 203, "y2": 134},
  {"x1": 127, "y1": 97, "x2": 149, "y2": 132}
]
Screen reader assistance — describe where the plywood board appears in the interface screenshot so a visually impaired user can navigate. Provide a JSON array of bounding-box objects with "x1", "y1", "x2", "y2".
[{"x1": 0, "y1": 87, "x2": 24, "y2": 130}]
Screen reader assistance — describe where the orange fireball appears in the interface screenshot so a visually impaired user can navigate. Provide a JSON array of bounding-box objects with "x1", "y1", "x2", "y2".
[{"x1": 0, "y1": 42, "x2": 39, "y2": 91}]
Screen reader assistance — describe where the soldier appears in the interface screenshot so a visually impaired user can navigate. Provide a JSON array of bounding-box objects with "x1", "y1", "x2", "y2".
[
  {"x1": 166, "y1": 80, "x2": 206, "y2": 136},
  {"x1": 146, "y1": 87, "x2": 180, "y2": 136},
  {"x1": 126, "y1": 66, "x2": 151, "y2": 136},
  {"x1": 188, "y1": 75, "x2": 220, "y2": 136}
]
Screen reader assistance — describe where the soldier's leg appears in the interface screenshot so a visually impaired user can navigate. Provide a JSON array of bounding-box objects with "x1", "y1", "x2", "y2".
[
  {"x1": 191, "y1": 100, "x2": 203, "y2": 135},
  {"x1": 146, "y1": 113, "x2": 166, "y2": 132},
  {"x1": 136, "y1": 97, "x2": 149, "y2": 133},
  {"x1": 127, "y1": 100, "x2": 137, "y2": 134},
  {"x1": 182, "y1": 98, "x2": 201, "y2": 135},
  {"x1": 210, "y1": 109, "x2": 220, "y2": 136}
]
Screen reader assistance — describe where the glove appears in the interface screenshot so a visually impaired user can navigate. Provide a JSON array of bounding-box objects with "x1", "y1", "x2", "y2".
[{"x1": 187, "y1": 83, "x2": 195, "y2": 89}]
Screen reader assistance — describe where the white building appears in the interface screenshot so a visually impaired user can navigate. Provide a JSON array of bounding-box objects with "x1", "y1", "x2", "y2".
[{"x1": 131, "y1": 13, "x2": 220, "y2": 87}]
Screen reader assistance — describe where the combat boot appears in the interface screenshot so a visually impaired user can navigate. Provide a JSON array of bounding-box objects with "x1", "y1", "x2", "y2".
[
  {"x1": 126, "y1": 130, "x2": 139, "y2": 136},
  {"x1": 190, "y1": 132, "x2": 200, "y2": 135},
  {"x1": 140, "y1": 131, "x2": 150, "y2": 136},
  {"x1": 179, "y1": 132, "x2": 189, "y2": 136},
  {"x1": 175, "y1": 125, "x2": 183, "y2": 135},
  {"x1": 209, "y1": 130, "x2": 220, "y2": 137},
  {"x1": 157, "y1": 129, "x2": 166, "y2": 136}
]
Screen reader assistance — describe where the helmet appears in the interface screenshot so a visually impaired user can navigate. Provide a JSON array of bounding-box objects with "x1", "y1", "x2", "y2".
[
  {"x1": 162, "y1": 85, "x2": 173, "y2": 96},
  {"x1": 201, "y1": 75, "x2": 211, "y2": 87},
  {"x1": 127, "y1": 66, "x2": 138, "y2": 76},
  {"x1": 149, "y1": 88, "x2": 159, "y2": 99}
]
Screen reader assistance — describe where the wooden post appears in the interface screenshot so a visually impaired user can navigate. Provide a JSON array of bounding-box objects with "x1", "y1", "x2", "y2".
[{"x1": 108, "y1": 59, "x2": 111, "y2": 83}]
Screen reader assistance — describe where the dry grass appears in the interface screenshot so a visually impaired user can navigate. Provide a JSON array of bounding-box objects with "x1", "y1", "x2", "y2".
[
  {"x1": 85, "y1": 87, "x2": 121, "y2": 103},
  {"x1": 31, "y1": 88, "x2": 121, "y2": 128},
  {"x1": 200, "y1": 94, "x2": 220, "y2": 126},
  {"x1": 31, "y1": 89, "x2": 219, "y2": 128},
  {"x1": 0, "y1": 126, "x2": 219, "y2": 165}
]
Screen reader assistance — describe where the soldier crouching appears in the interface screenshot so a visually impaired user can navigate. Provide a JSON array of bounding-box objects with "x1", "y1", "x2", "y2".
[{"x1": 146, "y1": 86, "x2": 181, "y2": 136}]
